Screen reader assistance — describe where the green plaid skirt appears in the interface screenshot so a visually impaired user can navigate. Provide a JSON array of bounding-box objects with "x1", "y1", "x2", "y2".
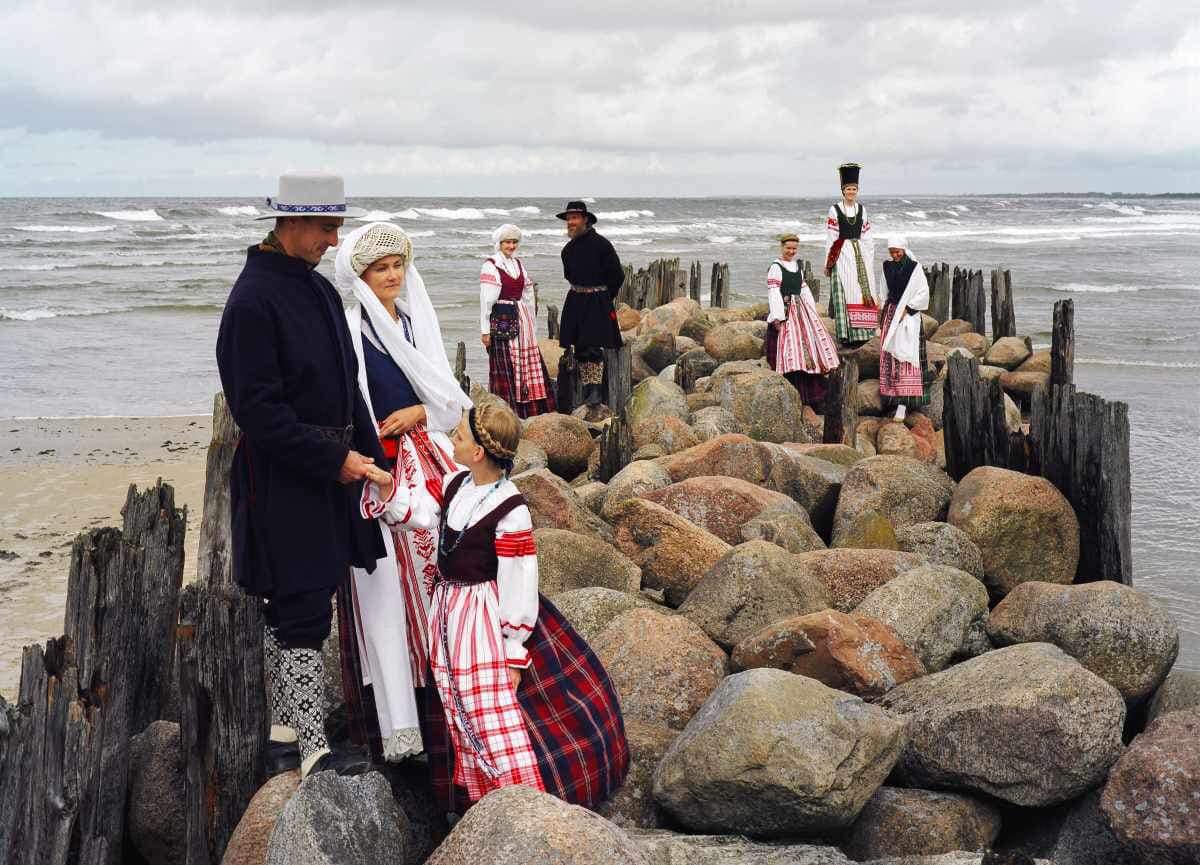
[{"x1": 829, "y1": 269, "x2": 877, "y2": 343}]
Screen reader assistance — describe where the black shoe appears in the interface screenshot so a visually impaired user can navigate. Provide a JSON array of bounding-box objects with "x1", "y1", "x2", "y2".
[
  {"x1": 307, "y1": 748, "x2": 372, "y2": 778},
  {"x1": 267, "y1": 739, "x2": 301, "y2": 776}
]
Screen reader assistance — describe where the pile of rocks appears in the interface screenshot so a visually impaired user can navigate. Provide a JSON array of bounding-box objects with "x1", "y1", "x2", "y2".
[{"x1": 123, "y1": 296, "x2": 1194, "y2": 865}]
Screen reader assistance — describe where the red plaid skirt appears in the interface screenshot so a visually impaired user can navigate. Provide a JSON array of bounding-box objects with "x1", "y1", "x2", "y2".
[{"x1": 421, "y1": 593, "x2": 629, "y2": 813}]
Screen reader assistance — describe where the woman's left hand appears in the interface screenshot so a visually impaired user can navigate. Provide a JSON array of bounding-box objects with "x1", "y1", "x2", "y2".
[
  {"x1": 378, "y1": 405, "x2": 427, "y2": 437},
  {"x1": 507, "y1": 668, "x2": 522, "y2": 691}
]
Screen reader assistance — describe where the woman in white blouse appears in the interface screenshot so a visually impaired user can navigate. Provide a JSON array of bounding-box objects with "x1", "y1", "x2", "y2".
[
  {"x1": 480, "y1": 224, "x2": 556, "y2": 417},
  {"x1": 765, "y1": 234, "x2": 840, "y2": 404}
]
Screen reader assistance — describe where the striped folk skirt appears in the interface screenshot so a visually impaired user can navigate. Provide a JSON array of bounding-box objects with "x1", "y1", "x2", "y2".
[
  {"x1": 421, "y1": 587, "x2": 629, "y2": 813},
  {"x1": 879, "y1": 301, "x2": 931, "y2": 407},
  {"x1": 488, "y1": 301, "x2": 556, "y2": 419}
]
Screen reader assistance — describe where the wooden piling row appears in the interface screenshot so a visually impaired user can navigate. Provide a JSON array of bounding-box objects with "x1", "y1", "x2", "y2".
[
  {"x1": 943, "y1": 352, "x2": 1015, "y2": 481},
  {"x1": 952, "y1": 267, "x2": 987, "y2": 334},
  {"x1": 925, "y1": 262, "x2": 951, "y2": 323}
]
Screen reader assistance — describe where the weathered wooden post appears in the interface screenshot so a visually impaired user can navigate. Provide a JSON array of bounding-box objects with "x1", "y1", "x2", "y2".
[
  {"x1": 595, "y1": 414, "x2": 633, "y2": 483},
  {"x1": 710, "y1": 263, "x2": 731, "y2": 308},
  {"x1": 932, "y1": 263, "x2": 951, "y2": 323},
  {"x1": 943, "y1": 352, "x2": 1010, "y2": 480},
  {"x1": 547, "y1": 304, "x2": 559, "y2": 341},
  {"x1": 198, "y1": 393, "x2": 238, "y2": 589},
  {"x1": 605, "y1": 343, "x2": 633, "y2": 419},
  {"x1": 178, "y1": 583, "x2": 268, "y2": 865},
  {"x1": 990, "y1": 268, "x2": 1016, "y2": 340},
  {"x1": 1051, "y1": 298, "x2": 1074, "y2": 388},
  {"x1": 689, "y1": 260, "x2": 702, "y2": 302},
  {"x1": 803, "y1": 260, "x2": 821, "y2": 304},
  {"x1": 968, "y1": 269, "x2": 987, "y2": 335},
  {"x1": 822, "y1": 359, "x2": 859, "y2": 446},
  {"x1": 454, "y1": 341, "x2": 470, "y2": 394},
  {"x1": 951, "y1": 266, "x2": 965, "y2": 321}
]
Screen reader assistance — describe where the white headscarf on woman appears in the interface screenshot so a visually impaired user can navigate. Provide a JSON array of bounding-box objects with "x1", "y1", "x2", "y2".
[
  {"x1": 334, "y1": 222, "x2": 472, "y2": 434},
  {"x1": 490, "y1": 223, "x2": 522, "y2": 278},
  {"x1": 880, "y1": 234, "x2": 930, "y2": 365}
]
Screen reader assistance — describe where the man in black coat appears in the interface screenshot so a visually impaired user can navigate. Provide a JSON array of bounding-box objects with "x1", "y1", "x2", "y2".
[
  {"x1": 557, "y1": 201, "x2": 625, "y2": 407},
  {"x1": 216, "y1": 171, "x2": 382, "y2": 777}
]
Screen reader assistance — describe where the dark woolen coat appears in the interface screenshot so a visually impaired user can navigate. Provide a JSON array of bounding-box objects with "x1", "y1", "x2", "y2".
[
  {"x1": 216, "y1": 246, "x2": 386, "y2": 598},
  {"x1": 559, "y1": 228, "x2": 624, "y2": 349}
]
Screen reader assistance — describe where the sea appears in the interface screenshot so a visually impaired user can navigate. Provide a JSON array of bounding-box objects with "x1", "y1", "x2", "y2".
[{"x1": 1, "y1": 194, "x2": 1197, "y2": 670}]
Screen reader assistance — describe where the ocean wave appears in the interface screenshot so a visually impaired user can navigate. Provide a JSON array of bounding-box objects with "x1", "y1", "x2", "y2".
[
  {"x1": 707, "y1": 236, "x2": 735, "y2": 244},
  {"x1": 392, "y1": 209, "x2": 421, "y2": 220},
  {"x1": 602, "y1": 224, "x2": 680, "y2": 237},
  {"x1": 1094, "y1": 202, "x2": 1146, "y2": 216},
  {"x1": 951, "y1": 205, "x2": 969, "y2": 212},
  {"x1": 0, "y1": 302, "x2": 223, "y2": 321},
  {"x1": 14, "y1": 224, "x2": 115, "y2": 234},
  {"x1": 482, "y1": 208, "x2": 512, "y2": 217},
  {"x1": 356, "y1": 210, "x2": 400, "y2": 222},
  {"x1": 1078, "y1": 357, "x2": 1200, "y2": 370},
  {"x1": 93, "y1": 209, "x2": 163, "y2": 222},
  {"x1": 513, "y1": 206, "x2": 541, "y2": 215},
  {"x1": 598, "y1": 210, "x2": 655, "y2": 220},
  {"x1": 904, "y1": 210, "x2": 929, "y2": 219},
  {"x1": 582, "y1": 197, "x2": 596, "y2": 204},
  {"x1": 1052, "y1": 282, "x2": 1200, "y2": 294},
  {"x1": 614, "y1": 238, "x2": 652, "y2": 246},
  {"x1": 408, "y1": 230, "x2": 435, "y2": 238},
  {"x1": 215, "y1": 206, "x2": 261, "y2": 217},
  {"x1": 414, "y1": 207, "x2": 490, "y2": 220},
  {"x1": 6, "y1": 263, "x2": 60, "y2": 271}
]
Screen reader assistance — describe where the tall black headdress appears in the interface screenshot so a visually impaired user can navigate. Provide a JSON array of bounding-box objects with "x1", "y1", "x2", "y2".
[{"x1": 838, "y1": 163, "x2": 862, "y2": 188}]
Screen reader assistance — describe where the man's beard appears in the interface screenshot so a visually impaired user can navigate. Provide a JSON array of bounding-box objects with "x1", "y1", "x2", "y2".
[{"x1": 567, "y1": 223, "x2": 586, "y2": 238}]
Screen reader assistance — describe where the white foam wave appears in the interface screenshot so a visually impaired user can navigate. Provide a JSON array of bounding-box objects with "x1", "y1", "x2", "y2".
[
  {"x1": 1094, "y1": 202, "x2": 1146, "y2": 216},
  {"x1": 356, "y1": 210, "x2": 400, "y2": 222},
  {"x1": 901, "y1": 199, "x2": 913, "y2": 204},
  {"x1": 7, "y1": 263, "x2": 60, "y2": 271},
  {"x1": 582, "y1": 197, "x2": 596, "y2": 204},
  {"x1": 614, "y1": 238, "x2": 652, "y2": 246},
  {"x1": 1, "y1": 308, "x2": 59, "y2": 321},
  {"x1": 415, "y1": 207, "x2": 488, "y2": 220},
  {"x1": 482, "y1": 208, "x2": 511, "y2": 217},
  {"x1": 1078, "y1": 357, "x2": 1200, "y2": 370},
  {"x1": 513, "y1": 206, "x2": 541, "y2": 215},
  {"x1": 93, "y1": 209, "x2": 163, "y2": 222},
  {"x1": 15, "y1": 224, "x2": 115, "y2": 234},
  {"x1": 904, "y1": 210, "x2": 929, "y2": 219},
  {"x1": 215, "y1": 205, "x2": 260, "y2": 217},
  {"x1": 707, "y1": 236, "x2": 735, "y2": 244},
  {"x1": 407, "y1": 230, "x2": 435, "y2": 238},
  {"x1": 951, "y1": 205, "x2": 970, "y2": 212},
  {"x1": 602, "y1": 224, "x2": 680, "y2": 237},
  {"x1": 1052, "y1": 282, "x2": 1200, "y2": 294},
  {"x1": 1, "y1": 302, "x2": 221, "y2": 322},
  {"x1": 598, "y1": 210, "x2": 655, "y2": 220},
  {"x1": 393, "y1": 209, "x2": 421, "y2": 220}
]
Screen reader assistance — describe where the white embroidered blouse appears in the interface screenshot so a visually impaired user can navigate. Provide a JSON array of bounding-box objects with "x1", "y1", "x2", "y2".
[{"x1": 479, "y1": 255, "x2": 536, "y2": 336}]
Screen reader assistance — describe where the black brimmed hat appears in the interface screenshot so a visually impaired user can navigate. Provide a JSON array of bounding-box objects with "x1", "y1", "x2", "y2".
[
  {"x1": 838, "y1": 163, "x2": 862, "y2": 188},
  {"x1": 556, "y1": 200, "x2": 598, "y2": 225}
]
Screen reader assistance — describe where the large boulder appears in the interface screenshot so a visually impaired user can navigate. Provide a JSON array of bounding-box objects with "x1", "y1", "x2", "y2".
[
  {"x1": 652, "y1": 669, "x2": 906, "y2": 837},
  {"x1": 678, "y1": 540, "x2": 832, "y2": 650},
  {"x1": 931, "y1": 333, "x2": 988, "y2": 358},
  {"x1": 689, "y1": 406, "x2": 741, "y2": 441},
  {"x1": 1100, "y1": 708, "x2": 1200, "y2": 865},
  {"x1": 592, "y1": 608, "x2": 728, "y2": 731},
  {"x1": 856, "y1": 379, "x2": 884, "y2": 416},
  {"x1": 932, "y1": 320, "x2": 976, "y2": 340},
  {"x1": 535, "y1": 528, "x2": 641, "y2": 596},
  {"x1": 539, "y1": 338, "x2": 565, "y2": 376},
  {"x1": 880, "y1": 643, "x2": 1126, "y2": 806},
  {"x1": 514, "y1": 468, "x2": 611, "y2": 539},
  {"x1": 947, "y1": 467, "x2": 1080, "y2": 596},
  {"x1": 674, "y1": 348, "x2": 719, "y2": 391},
  {"x1": 704, "y1": 321, "x2": 765, "y2": 363},
  {"x1": 795, "y1": 548, "x2": 928, "y2": 611},
  {"x1": 513, "y1": 439, "x2": 549, "y2": 475},
  {"x1": 854, "y1": 565, "x2": 989, "y2": 672},
  {"x1": 127, "y1": 720, "x2": 186, "y2": 865},
  {"x1": 523, "y1": 413, "x2": 596, "y2": 479},
  {"x1": 601, "y1": 460, "x2": 674, "y2": 520},
  {"x1": 984, "y1": 336, "x2": 1032, "y2": 370},
  {"x1": 1147, "y1": 669, "x2": 1200, "y2": 722},
  {"x1": 643, "y1": 475, "x2": 805, "y2": 545},
  {"x1": 730, "y1": 609, "x2": 925, "y2": 700},
  {"x1": 627, "y1": 377, "x2": 691, "y2": 428},
  {"x1": 656, "y1": 434, "x2": 846, "y2": 536},
  {"x1": 265, "y1": 771, "x2": 408, "y2": 865},
  {"x1": 987, "y1": 581, "x2": 1179, "y2": 702},
  {"x1": 788, "y1": 443, "x2": 866, "y2": 467},
  {"x1": 608, "y1": 498, "x2": 731, "y2": 606},
  {"x1": 831, "y1": 456, "x2": 955, "y2": 548},
  {"x1": 1000, "y1": 370, "x2": 1050, "y2": 405},
  {"x1": 630, "y1": 832, "x2": 853, "y2": 864},
  {"x1": 634, "y1": 332, "x2": 680, "y2": 373},
  {"x1": 679, "y1": 311, "x2": 719, "y2": 343},
  {"x1": 740, "y1": 505, "x2": 827, "y2": 554},
  {"x1": 640, "y1": 298, "x2": 701, "y2": 337},
  {"x1": 426, "y1": 785, "x2": 649, "y2": 865},
  {"x1": 842, "y1": 787, "x2": 1002, "y2": 861},
  {"x1": 222, "y1": 772, "x2": 302, "y2": 865},
  {"x1": 631, "y1": 416, "x2": 700, "y2": 455},
  {"x1": 552, "y1": 587, "x2": 661, "y2": 643},
  {"x1": 875, "y1": 422, "x2": 919, "y2": 458},
  {"x1": 841, "y1": 336, "x2": 882, "y2": 380},
  {"x1": 595, "y1": 721, "x2": 678, "y2": 829},
  {"x1": 1017, "y1": 349, "x2": 1051, "y2": 374},
  {"x1": 716, "y1": 368, "x2": 810, "y2": 443},
  {"x1": 894, "y1": 522, "x2": 985, "y2": 581}
]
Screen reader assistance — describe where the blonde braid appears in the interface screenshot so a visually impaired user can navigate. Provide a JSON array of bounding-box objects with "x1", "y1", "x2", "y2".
[{"x1": 474, "y1": 402, "x2": 519, "y2": 461}]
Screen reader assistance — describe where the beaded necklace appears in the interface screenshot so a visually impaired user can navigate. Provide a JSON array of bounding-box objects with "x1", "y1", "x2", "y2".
[
  {"x1": 438, "y1": 475, "x2": 505, "y2": 557},
  {"x1": 839, "y1": 201, "x2": 861, "y2": 225}
]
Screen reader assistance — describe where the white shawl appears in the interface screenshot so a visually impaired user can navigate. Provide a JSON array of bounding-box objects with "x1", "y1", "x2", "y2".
[{"x1": 880, "y1": 236, "x2": 930, "y2": 366}]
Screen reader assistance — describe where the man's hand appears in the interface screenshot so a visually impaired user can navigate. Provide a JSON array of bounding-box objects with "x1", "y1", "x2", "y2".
[
  {"x1": 507, "y1": 667, "x2": 522, "y2": 691},
  {"x1": 481, "y1": 333, "x2": 491, "y2": 349},
  {"x1": 378, "y1": 405, "x2": 427, "y2": 437},
  {"x1": 338, "y1": 450, "x2": 375, "y2": 484}
]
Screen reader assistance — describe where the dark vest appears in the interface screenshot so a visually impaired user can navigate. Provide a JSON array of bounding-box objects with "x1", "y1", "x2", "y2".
[
  {"x1": 778, "y1": 264, "x2": 804, "y2": 298},
  {"x1": 835, "y1": 203, "x2": 865, "y2": 240},
  {"x1": 437, "y1": 472, "x2": 526, "y2": 584},
  {"x1": 489, "y1": 258, "x2": 526, "y2": 301},
  {"x1": 883, "y1": 257, "x2": 917, "y2": 305}
]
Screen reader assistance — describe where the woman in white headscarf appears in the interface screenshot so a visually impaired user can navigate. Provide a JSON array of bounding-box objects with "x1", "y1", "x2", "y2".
[
  {"x1": 480, "y1": 224, "x2": 556, "y2": 418},
  {"x1": 333, "y1": 221, "x2": 472, "y2": 762},
  {"x1": 879, "y1": 235, "x2": 931, "y2": 421}
]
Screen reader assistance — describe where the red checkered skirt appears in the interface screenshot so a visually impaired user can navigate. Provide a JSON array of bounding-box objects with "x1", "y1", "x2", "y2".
[
  {"x1": 422, "y1": 591, "x2": 629, "y2": 812},
  {"x1": 879, "y1": 300, "x2": 927, "y2": 399},
  {"x1": 488, "y1": 301, "x2": 555, "y2": 418}
]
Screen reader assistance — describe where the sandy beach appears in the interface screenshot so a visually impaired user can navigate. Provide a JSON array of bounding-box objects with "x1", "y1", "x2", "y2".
[{"x1": 0, "y1": 414, "x2": 211, "y2": 699}]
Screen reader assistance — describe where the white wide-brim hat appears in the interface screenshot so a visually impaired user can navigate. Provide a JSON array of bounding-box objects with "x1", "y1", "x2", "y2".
[{"x1": 253, "y1": 170, "x2": 367, "y2": 220}]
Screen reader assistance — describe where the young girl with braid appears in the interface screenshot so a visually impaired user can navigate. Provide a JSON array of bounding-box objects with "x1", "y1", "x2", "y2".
[{"x1": 363, "y1": 400, "x2": 628, "y2": 813}]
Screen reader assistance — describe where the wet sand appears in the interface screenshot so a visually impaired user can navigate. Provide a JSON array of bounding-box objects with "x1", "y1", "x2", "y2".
[{"x1": 0, "y1": 415, "x2": 210, "y2": 700}]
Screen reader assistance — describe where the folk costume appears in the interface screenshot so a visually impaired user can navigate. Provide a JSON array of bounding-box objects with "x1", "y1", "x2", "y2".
[
  {"x1": 215, "y1": 171, "x2": 378, "y2": 777},
  {"x1": 765, "y1": 243, "x2": 840, "y2": 405},
  {"x1": 362, "y1": 458, "x2": 629, "y2": 812},
  {"x1": 557, "y1": 201, "x2": 625, "y2": 407},
  {"x1": 824, "y1": 163, "x2": 879, "y2": 344},
  {"x1": 480, "y1": 224, "x2": 556, "y2": 418},
  {"x1": 879, "y1": 235, "x2": 931, "y2": 418},
  {"x1": 332, "y1": 222, "x2": 473, "y2": 762}
]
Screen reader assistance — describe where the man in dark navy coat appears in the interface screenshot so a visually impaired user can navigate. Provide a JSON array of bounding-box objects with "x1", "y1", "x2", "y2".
[{"x1": 216, "y1": 171, "x2": 383, "y2": 778}]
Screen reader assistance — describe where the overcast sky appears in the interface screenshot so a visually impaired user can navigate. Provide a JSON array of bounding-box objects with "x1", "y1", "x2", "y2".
[{"x1": 2, "y1": 0, "x2": 1197, "y2": 196}]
